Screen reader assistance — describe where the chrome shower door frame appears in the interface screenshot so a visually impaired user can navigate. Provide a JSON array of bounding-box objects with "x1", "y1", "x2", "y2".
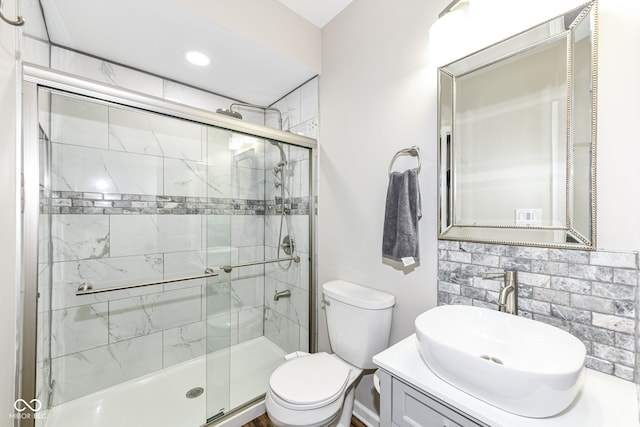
[{"x1": 19, "y1": 63, "x2": 318, "y2": 427}]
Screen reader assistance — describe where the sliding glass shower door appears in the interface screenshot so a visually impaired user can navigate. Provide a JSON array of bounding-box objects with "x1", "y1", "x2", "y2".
[
  {"x1": 205, "y1": 127, "x2": 313, "y2": 420},
  {"x1": 205, "y1": 131, "x2": 313, "y2": 420},
  {"x1": 26, "y1": 72, "x2": 314, "y2": 427}
]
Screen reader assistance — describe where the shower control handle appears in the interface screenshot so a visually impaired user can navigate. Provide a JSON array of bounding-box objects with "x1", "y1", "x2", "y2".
[{"x1": 281, "y1": 236, "x2": 294, "y2": 255}]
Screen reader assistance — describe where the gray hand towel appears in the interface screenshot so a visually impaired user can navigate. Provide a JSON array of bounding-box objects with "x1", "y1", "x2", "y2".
[{"x1": 382, "y1": 168, "x2": 422, "y2": 263}]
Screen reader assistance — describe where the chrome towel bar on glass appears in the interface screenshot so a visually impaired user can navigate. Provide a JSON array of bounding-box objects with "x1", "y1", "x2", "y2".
[
  {"x1": 220, "y1": 255, "x2": 300, "y2": 273},
  {"x1": 76, "y1": 268, "x2": 219, "y2": 296},
  {"x1": 75, "y1": 255, "x2": 301, "y2": 295},
  {"x1": 388, "y1": 146, "x2": 422, "y2": 177}
]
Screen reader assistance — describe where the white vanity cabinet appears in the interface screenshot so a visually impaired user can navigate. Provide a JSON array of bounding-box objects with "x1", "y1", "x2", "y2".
[
  {"x1": 373, "y1": 335, "x2": 639, "y2": 427},
  {"x1": 379, "y1": 370, "x2": 488, "y2": 427}
]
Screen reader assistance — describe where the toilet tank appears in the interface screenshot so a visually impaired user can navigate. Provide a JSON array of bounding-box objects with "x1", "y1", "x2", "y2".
[{"x1": 322, "y1": 280, "x2": 395, "y2": 369}]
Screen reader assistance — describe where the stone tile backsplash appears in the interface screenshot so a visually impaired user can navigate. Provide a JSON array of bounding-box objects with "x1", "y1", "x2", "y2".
[{"x1": 438, "y1": 240, "x2": 638, "y2": 381}]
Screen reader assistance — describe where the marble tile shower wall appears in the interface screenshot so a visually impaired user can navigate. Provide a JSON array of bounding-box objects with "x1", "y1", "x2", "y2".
[
  {"x1": 23, "y1": 26, "x2": 318, "y2": 406},
  {"x1": 263, "y1": 78, "x2": 317, "y2": 354},
  {"x1": 438, "y1": 241, "x2": 638, "y2": 381},
  {"x1": 269, "y1": 77, "x2": 319, "y2": 138},
  {"x1": 41, "y1": 93, "x2": 271, "y2": 406}
]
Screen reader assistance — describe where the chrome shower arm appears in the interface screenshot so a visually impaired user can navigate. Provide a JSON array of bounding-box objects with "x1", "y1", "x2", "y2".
[{"x1": 229, "y1": 102, "x2": 283, "y2": 130}]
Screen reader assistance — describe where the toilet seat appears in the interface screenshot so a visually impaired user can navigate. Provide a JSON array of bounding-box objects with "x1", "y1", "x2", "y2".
[{"x1": 269, "y1": 352, "x2": 351, "y2": 410}]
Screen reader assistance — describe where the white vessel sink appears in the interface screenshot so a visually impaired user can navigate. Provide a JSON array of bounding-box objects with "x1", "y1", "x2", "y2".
[{"x1": 415, "y1": 305, "x2": 586, "y2": 418}]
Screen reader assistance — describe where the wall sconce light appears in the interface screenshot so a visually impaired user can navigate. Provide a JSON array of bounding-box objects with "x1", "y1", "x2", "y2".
[
  {"x1": 429, "y1": 1, "x2": 470, "y2": 66},
  {"x1": 439, "y1": 0, "x2": 470, "y2": 18}
]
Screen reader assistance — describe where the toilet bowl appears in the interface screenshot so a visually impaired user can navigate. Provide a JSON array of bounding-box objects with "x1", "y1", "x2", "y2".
[
  {"x1": 266, "y1": 280, "x2": 395, "y2": 427},
  {"x1": 266, "y1": 352, "x2": 361, "y2": 427}
]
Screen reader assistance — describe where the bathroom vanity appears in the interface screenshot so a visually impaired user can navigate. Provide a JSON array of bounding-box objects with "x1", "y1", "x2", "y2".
[{"x1": 373, "y1": 335, "x2": 639, "y2": 427}]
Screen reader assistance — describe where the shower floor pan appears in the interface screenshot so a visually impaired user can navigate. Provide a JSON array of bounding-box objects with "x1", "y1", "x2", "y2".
[{"x1": 39, "y1": 336, "x2": 286, "y2": 427}]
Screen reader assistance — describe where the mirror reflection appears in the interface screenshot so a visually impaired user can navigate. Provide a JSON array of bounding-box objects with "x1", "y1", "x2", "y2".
[{"x1": 438, "y1": 1, "x2": 597, "y2": 249}]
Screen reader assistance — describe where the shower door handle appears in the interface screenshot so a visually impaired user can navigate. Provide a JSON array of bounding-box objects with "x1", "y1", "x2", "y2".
[{"x1": 220, "y1": 255, "x2": 300, "y2": 273}]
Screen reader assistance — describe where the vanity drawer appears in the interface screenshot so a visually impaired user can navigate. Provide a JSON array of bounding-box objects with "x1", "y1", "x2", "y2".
[{"x1": 391, "y1": 377, "x2": 485, "y2": 427}]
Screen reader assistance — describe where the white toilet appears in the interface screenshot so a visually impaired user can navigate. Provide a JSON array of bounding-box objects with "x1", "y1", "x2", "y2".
[{"x1": 266, "y1": 280, "x2": 395, "y2": 427}]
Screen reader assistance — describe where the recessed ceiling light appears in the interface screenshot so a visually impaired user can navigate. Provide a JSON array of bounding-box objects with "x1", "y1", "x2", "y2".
[{"x1": 185, "y1": 51, "x2": 210, "y2": 66}]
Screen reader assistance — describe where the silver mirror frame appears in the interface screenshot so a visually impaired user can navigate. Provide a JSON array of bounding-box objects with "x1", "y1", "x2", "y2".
[{"x1": 437, "y1": 1, "x2": 598, "y2": 250}]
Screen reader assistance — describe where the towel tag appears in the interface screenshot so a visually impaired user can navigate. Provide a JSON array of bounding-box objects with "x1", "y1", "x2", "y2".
[{"x1": 401, "y1": 257, "x2": 416, "y2": 267}]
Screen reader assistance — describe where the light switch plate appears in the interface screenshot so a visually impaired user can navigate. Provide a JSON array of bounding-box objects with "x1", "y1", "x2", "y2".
[{"x1": 515, "y1": 208, "x2": 542, "y2": 226}]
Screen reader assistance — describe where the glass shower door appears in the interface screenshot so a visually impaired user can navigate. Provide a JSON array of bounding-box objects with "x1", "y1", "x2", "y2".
[
  {"x1": 263, "y1": 140, "x2": 312, "y2": 356},
  {"x1": 204, "y1": 132, "x2": 313, "y2": 419},
  {"x1": 34, "y1": 88, "x2": 225, "y2": 427},
  {"x1": 205, "y1": 130, "x2": 272, "y2": 419},
  {"x1": 26, "y1": 70, "x2": 315, "y2": 427}
]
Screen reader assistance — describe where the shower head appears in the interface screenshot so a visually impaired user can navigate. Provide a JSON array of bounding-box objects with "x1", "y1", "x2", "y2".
[
  {"x1": 219, "y1": 103, "x2": 284, "y2": 130},
  {"x1": 216, "y1": 108, "x2": 243, "y2": 120},
  {"x1": 270, "y1": 141, "x2": 287, "y2": 166}
]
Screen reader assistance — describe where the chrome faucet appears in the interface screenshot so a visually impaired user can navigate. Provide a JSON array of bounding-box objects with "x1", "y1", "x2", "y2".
[
  {"x1": 483, "y1": 270, "x2": 518, "y2": 315},
  {"x1": 274, "y1": 289, "x2": 291, "y2": 301}
]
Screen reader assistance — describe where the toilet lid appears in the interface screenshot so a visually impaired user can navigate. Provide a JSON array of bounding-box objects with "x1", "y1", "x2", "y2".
[{"x1": 269, "y1": 353, "x2": 350, "y2": 408}]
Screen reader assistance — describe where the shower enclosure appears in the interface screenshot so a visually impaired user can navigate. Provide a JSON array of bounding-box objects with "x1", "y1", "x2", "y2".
[{"x1": 20, "y1": 65, "x2": 316, "y2": 427}]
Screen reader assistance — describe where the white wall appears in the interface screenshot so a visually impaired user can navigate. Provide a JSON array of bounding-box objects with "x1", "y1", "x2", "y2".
[
  {"x1": 320, "y1": 0, "x2": 640, "y2": 420},
  {"x1": 0, "y1": 0, "x2": 19, "y2": 422},
  {"x1": 319, "y1": 0, "x2": 445, "y2": 417},
  {"x1": 597, "y1": 0, "x2": 640, "y2": 253}
]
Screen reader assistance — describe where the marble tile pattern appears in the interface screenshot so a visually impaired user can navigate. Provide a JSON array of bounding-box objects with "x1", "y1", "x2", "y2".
[
  {"x1": 51, "y1": 46, "x2": 164, "y2": 98},
  {"x1": 40, "y1": 81, "x2": 315, "y2": 407},
  {"x1": 438, "y1": 241, "x2": 639, "y2": 381},
  {"x1": 50, "y1": 333, "x2": 163, "y2": 405},
  {"x1": 269, "y1": 77, "x2": 319, "y2": 139},
  {"x1": 35, "y1": 49, "x2": 318, "y2": 407},
  {"x1": 261, "y1": 109, "x2": 313, "y2": 355},
  {"x1": 23, "y1": 35, "x2": 51, "y2": 68},
  {"x1": 22, "y1": 0, "x2": 50, "y2": 41}
]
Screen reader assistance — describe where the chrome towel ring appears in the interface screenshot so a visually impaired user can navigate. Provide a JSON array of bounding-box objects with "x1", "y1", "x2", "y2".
[{"x1": 388, "y1": 146, "x2": 422, "y2": 177}]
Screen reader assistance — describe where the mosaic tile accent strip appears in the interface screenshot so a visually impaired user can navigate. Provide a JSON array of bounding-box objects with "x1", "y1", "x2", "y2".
[
  {"x1": 40, "y1": 190, "x2": 310, "y2": 215},
  {"x1": 265, "y1": 197, "x2": 311, "y2": 216},
  {"x1": 438, "y1": 240, "x2": 638, "y2": 381}
]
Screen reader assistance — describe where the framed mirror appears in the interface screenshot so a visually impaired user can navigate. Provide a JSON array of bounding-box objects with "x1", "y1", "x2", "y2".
[{"x1": 438, "y1": 1, "x2": 597, "y2": 249}]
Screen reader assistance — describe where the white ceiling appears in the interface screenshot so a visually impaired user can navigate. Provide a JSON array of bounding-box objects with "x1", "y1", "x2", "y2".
[
  {"x1": 276, "y1": 0, "x2": 353, "y2": 28},
  {"x1": 40, "y1": 0, "x2": 352, "y2": 106}
]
